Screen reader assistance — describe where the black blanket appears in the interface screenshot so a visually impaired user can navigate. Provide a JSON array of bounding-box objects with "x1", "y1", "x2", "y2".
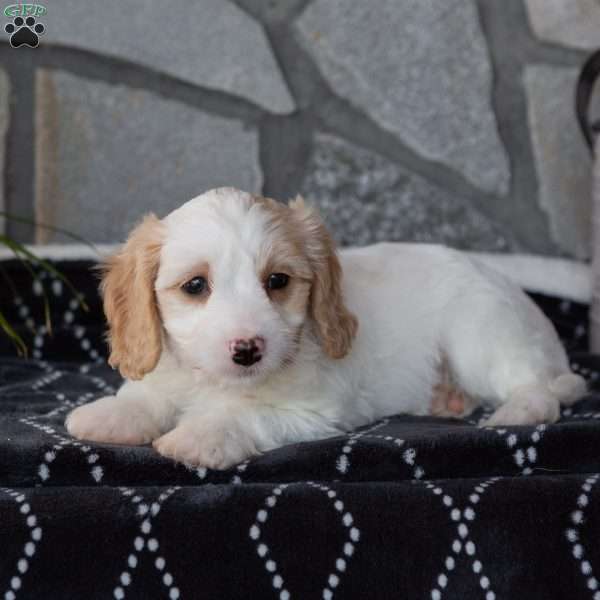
[{"x1": 1, "y1": 260, "x2": 599, "y2": 599}]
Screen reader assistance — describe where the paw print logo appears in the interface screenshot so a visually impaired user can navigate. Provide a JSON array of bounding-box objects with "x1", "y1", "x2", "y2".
[{"x1": 4, "y1": 16, "x2": 45, "y2": 48}]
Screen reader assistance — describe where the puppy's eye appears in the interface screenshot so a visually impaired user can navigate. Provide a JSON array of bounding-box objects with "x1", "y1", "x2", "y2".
[
  {"x1": 182, "y1": 276, "x2": 208, "y2": 295},
  {"x1": 266, "y1": 273, "x2": 289, "y2": 290}
]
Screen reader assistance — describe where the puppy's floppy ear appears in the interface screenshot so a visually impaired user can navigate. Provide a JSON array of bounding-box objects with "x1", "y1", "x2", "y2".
[
  {"x1": 100, "y1": 214, "x2": 164, "y2": 380},
  {"x1": 289, "y1": 196, "x2": 358, "y2": 359}
]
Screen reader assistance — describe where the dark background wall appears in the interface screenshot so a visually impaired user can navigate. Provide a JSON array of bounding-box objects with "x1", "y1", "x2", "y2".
[{"x1": 1, "y1": 0, "x2": 599, "y2": 258}]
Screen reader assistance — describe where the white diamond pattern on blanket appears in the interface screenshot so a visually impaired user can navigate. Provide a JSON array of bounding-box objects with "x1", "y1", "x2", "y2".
[
  {"x1": 335, "y1": 418, "x2": 389, "y2": 474},
  {"x1": 114, "y1": 487, "x2": 181, "y2": 600},
  {"x1": 424, "y1": 477, "x2": 501, "y2": 600},
  {"x1": 250, "y1": 483, "x2": 291, "y2": 598},
  {"x1": 335, "y1": 419, "x2": 424, "y2": 480},
  {"x1": 0, "y1": 488, "x2": 42, "y2": 600},
  {"x1": 249, "y1": 481, "x2": 360, "y2": 599},
  {"x1": 486, "y1": 424, "x2": 547, "y2": 475},
  {"x1": 562, "y1": 407, "x2": 600, "y2": 421},
  {"x1": 21, "y1": 410, "x2": 106, "y2": 484},
  {"x1": 361, "y1": 433, "x2": 425, "y2": 479},
  {"x1": 13, "y1": 270, "x2": 103, "y2": 364},
  {"x1": 566, "y1": 474, "x2": 600, "y2": 600}
]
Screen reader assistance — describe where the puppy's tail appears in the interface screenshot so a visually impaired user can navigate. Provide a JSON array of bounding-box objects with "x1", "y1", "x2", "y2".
[{"x1": 549, "y1": 373, "x2": 588, "y2": 406}]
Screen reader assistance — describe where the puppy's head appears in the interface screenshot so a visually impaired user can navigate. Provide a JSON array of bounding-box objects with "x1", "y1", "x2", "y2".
[{"x1": 101, "y1": 187, "x2": 357, "y2": 383}]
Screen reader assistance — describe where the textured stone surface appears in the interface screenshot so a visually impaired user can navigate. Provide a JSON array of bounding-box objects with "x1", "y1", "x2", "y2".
[
  {"x1": 525, "y1": 0, "x2": 600, "y2": 51},
  {"x1": 524, "y1": 65, "x2": 592, "y2": 260},
  {"x1": 592, "y1": 80, "x2": 600, "y2": 127},
  {"x1": 0, "y1": 69, "x2": 8, "y2": 233},
  {"x1": 300, "y1": 133, "x2": 511, "y2": 251},
  {"x1": 35, "y1": 70, "x2": 262, "y2": 243},
  {"x1": 296, "y1": 0, "x2": 510, "y2": 195},
  {"x1": 44, "y1": 0, "x2": 295, "y2": 114}
]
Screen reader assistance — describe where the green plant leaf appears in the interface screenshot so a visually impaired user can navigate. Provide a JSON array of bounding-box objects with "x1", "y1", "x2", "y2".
[
  {"x1": 0, "y1": 234, "x2": 89, "y2": 312},
  {"x1": 0, "y1": 238, "x2": 54, "y2": 335},
  {"x1": 0, "y1": 217, "x2": 94, "y2": 356},
  {"x1": 0, "y1": 264, "x2": 17, "y2": 296},
  {"x1": 0, "y1": 308, "x2": 27, "y2": 357}
]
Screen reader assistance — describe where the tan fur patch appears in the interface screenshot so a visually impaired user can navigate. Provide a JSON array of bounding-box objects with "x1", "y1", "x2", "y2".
[
  {"x1": 100, "y1": 214, "x2": 164, "y2": 380},
  {"x1": 255, "y1": 194, "x2": 358, "y2": 359},
  {"x1": 254, "y1": 195, "x2": 312, "y2": 319},
  {"x1": 431, "y1": 355, "x2": 477, "y2": 417},
  {"x1": 269, "y1": 279, "x2": 312, "y2": 314},
  {"x1": 254, "y1": 195, "x2": 312, "y2": 281}
]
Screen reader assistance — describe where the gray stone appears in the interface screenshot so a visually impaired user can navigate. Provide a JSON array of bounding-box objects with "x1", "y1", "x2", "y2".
[
  {"x1": 0, "y1": 69, "x2": 8, "y2": 234},
  {"x1": 296, "y1": 0, "x2": 510, "y2": 195},
  {"x1": 592, "y1": 79, "x2": 600, "y2": 128},
  {"x1": 43, "y1": 0, "x2": 295, "y2": 114},
  {"x1": 35, "y1": 69, "x2": 262, "y2": 243},
  {"x1": 524, "y1": 65, "x2": 592, "y2": 260},
  {"x1": 300, "y1": 133, "x2": 511, "y2": 251},
  {"x1": 525, "y1": 0, "x2": 600, "y2": 51}
]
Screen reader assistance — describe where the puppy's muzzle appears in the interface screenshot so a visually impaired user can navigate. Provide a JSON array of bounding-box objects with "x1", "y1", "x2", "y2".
[{"x1": 229, "y1": 337, "x2": 264, "y2": 367}]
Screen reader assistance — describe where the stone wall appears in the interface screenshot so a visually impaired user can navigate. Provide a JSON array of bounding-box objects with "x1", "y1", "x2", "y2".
[{"x1": 1, "y1": 0, "x2": 599, "y2": 257}]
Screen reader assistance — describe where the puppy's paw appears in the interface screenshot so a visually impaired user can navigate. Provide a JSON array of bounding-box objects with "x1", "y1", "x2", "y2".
[
  {"x1": 153, "y1": 423, "x2": 256, "y2": 470},
  {"x1": 66, "y1": 396, "x2": 162, "y2": 445},
  {"x1": 482, "y1": 384, "x2": 560, "y2": 427}
]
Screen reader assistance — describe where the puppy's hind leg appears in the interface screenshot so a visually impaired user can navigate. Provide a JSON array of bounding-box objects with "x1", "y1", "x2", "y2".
[
  {"x1": 483, "y1": 374, "x2": 587, "y2": 427},
  {"x1": 439, "y1": 254, "x2": 587, "y2": 428}
]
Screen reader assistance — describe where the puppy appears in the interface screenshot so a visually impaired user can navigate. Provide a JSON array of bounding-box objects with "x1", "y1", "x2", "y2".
[{"x1": 66, "y1": 187, "x2": 586, "y2": 469}]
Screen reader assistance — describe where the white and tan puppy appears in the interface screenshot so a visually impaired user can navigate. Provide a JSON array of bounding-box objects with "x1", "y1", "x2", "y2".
[{"x1": 66, "y1": 187, "x2": 586, "y2": 469}]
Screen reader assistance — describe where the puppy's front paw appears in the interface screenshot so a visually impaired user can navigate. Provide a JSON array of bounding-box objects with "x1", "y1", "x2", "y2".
[
  {"x1": 66, "y1": 396, "x2": 162, "y2": 445},
  {"x1": 153, "y1": 423, "x2": 257, "y2": 469}
]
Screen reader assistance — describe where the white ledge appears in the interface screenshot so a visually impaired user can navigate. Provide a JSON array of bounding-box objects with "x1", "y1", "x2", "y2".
[{"x1": 470, "y1": 252, "x2": 591, "y2": 304}]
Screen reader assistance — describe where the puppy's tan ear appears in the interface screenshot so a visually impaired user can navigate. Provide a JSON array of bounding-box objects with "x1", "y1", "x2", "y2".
[
  {"x1": 290, "y1": 196, "x2": 358, "y2": 359},
  {"x1": 100, "y1": 214, "x2": 164, "y2": 380}
]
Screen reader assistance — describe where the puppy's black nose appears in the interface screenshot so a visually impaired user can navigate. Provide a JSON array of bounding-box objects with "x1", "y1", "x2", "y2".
[{"x1": 230, "y1": 338, "x2": 262, "y2": 367}]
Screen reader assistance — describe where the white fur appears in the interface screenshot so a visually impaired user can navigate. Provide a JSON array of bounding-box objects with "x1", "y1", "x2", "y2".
[{"x1": 66, "y1": 188, "x2": 586, "y2": 468}]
